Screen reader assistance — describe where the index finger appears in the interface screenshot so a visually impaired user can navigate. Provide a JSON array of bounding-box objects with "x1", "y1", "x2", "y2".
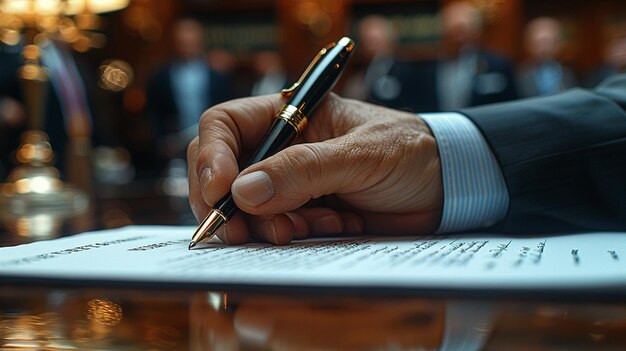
[{"x1": 196, "y1": 94, "x2": 285, "y2": 206}]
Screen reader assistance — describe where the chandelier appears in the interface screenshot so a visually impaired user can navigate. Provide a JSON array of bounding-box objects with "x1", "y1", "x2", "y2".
[{"x1": 0, "y1": 0, "x2": 129, "y2": 51}]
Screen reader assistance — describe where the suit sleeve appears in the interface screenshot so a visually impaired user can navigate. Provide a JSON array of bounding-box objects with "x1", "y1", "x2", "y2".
[{"x1": 459, "y1": 74, "x2": 626, "y2": 233}]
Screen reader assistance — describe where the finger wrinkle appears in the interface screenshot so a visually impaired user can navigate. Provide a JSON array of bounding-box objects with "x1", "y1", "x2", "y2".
[
  {"x1": 200, "y1": 116, "x2": 241, "y2": 156},
  {"x1": 196, "y1": 142, "x2": 237, "y2": 176},
  {"x1": 221, "y1": 111, "x2": 244, "y2": 153}
]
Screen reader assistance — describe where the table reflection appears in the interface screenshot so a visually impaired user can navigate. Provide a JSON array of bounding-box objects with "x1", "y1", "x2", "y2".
[
  {"x1": 190, "y1": 295, "x2": 445, "y2": 350},
  {"x1": 3, "y1": 287, "x2": 626, "y2": 350}
]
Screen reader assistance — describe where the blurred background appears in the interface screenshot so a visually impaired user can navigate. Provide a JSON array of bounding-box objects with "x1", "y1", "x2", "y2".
[{"x1": 0, "y1": 0, "x2": 625, "y2": 239}]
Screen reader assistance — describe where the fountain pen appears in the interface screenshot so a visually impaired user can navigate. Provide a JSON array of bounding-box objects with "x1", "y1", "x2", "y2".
[{"x1": 189, "y1": 37, "x2": 355, "y2": 249}]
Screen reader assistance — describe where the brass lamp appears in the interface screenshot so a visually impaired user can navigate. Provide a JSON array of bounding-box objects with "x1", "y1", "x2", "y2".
[{"x1": 0, "y1": 0, "x2": 129, "y2": 236}]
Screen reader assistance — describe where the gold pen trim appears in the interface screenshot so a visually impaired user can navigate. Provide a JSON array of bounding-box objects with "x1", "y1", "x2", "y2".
[
  {"x1": 209, "y1": 208, "x2": 227, "y2": 223},
  {"x1": 190, "y1": 208, "x2": 228, "y2": 247},
  {"x1": 277, "y1": 104, "x2": 308, "y2": 134},
  {"x1": 281, "y1": 47, "x2": 328, "y2": 97},
  {"x1": 280, "y1": 37, "x2": 354, "y2": 98}
]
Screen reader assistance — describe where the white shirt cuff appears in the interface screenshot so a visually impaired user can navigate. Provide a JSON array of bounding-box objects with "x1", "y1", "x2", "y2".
[{"x1": 421, "y1": 112, "x2": 509, "y2": 233}]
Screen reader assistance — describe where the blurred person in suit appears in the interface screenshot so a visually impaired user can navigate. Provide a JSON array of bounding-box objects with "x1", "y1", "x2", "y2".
[
  {"x1": 250, "y1": 51, "x2": 287, "y2": 96},
  {"x1": 517, "y1": 17, "x2": 577, "y2": 97},
  {"x1": 146, "y1": 17, "x2": 233, "y2": 164},
  {"x1": 586, "y1": 30, "x2": 626, "y2": 88},
  {"x1": 414, "y1": 1, "x2": 517, "y2": 112},
  {"x1": 342, "y1": 15, "x2": 419, "y2": 110},
  {"x1": 420, "y1": 1, "x2": 517, "y2": 111}
]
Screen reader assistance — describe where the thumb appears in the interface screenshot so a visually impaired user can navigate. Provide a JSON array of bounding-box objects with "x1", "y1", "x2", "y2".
[{"x1": 231, "y1": 141, "x2": 365, "y2": 216}]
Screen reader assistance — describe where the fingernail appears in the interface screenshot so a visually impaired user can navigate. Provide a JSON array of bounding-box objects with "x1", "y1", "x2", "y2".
[
  {"x1": 200, "y1": 167, "x2": 213, "y2": 188},
  {"x1": 285, "y1": 212, "x2": 309, "y2": 239},
  {"x1": 260, "y1": 219, "x2": 278, "y2": 243},
  {"x1": 232, "y1": 171, "x2": 274, "y2": 208},
  {"x1": 313, "y1": 215, "x2": 343, "y2": 235},
  {"x1": 343, "y1": 215, "x2": 364, "y2": 234}
]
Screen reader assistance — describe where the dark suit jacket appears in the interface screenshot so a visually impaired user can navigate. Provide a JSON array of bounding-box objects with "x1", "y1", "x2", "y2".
[
  {"x1": 460, "y1": 74, "x2": 626, "y2": 233},
  {"x1": 365, "y1": 60, "x2": 423, "y2": 112},
  {"x1": 408, "y1": 50, "x2": 518, "y2": 113},
  {"x1": 146, "y1": 62, "x2": 233, "y2": 138}
]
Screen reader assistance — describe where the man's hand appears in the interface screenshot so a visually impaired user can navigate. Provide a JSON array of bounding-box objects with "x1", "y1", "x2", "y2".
[{"x1": 187, "y1": 93, "x2": 443, "y2": 244}]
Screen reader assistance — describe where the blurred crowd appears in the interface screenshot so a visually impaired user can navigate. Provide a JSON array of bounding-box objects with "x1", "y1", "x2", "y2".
[
  {"x1": 1, "y1": 1, "x2": 625, "y2": 194},
  {"x1": 344, "y1": 2, "x2": 626, "y2": 112}
]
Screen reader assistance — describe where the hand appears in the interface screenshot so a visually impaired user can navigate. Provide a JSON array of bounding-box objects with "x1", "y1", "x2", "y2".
[{"x1": 187, "y1": 93, "x2": 443, "y2": 244}]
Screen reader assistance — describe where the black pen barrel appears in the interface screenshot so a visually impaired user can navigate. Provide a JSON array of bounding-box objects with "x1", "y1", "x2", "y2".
[
  {"x1": 215, "y1": 118, "x2": 297, "y2": 219},
  {"x1": 289, "y1": 41, "x2": 353, "y2": 117},
  {"x1": 249, "y1": 118, "x2": 298, "y2": 164}
]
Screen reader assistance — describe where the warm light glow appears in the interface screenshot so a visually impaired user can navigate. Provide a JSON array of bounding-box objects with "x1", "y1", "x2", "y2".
[
  {"x1": 14, "y1": 176, "x2": 61, "y2": 193},
  {"x1": 1, "y1": 28, "x2": 20, "y2": 45},
  {"x1": 1, "y1": 183, "x2": 15, "y2": 196},
  {"x1": 15, "y1": 214, "x2": 60, "y2": 237},
  {"x1": 64, "y1": 0, "x2": 130, "y2": 15},
  {"x1": 99, "y1": 59, "x2": 133, "y2": 92},
  {"x1": 86, "y1": 299, "x2": 123, "y2": 326},
  {"x1": 0, "y1": 0, "x2": 129, "y2": 51},
  {"x1": 0, "y1": 0, "x2": 130, "y2": 15},
  {"x1": 0, "y1": 0, "x2": 62, "y2": 15},
  {"x1": 29, "y1": 176, "x2": 55, "y2": 192}
]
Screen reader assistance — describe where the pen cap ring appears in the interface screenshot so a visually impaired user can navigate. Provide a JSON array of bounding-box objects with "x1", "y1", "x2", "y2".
[{"x1": 277, "y1": 105, "x2": 308, "y2": 134}]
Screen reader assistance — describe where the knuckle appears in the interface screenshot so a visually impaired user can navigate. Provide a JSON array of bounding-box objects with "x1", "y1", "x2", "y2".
[
  {"x1": 199, "y1": 110, "x2": 241, "y2": 157},
  {"x1": 199, "y1": 100, "x2": 237, "y2": 126},
  {"x1": 195, "y1": 143, "x2": 212, "y2": 173},
  {"x1": 186, "y1": 137, "x2": 199, "y2": 162},
  {"x1": 275, "y1": 144, "x2": 324, "y2": 196},
  {"x1": 198, "y1": 108, "x2": 217, "y2": 130}
]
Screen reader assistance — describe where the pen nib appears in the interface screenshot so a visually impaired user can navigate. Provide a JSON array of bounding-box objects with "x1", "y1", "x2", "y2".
[{"x1": 189, "y1": 210, "x2": 227, "y2": 250}]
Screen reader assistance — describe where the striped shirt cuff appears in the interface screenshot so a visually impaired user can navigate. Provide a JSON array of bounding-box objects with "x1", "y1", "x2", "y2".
[{"x1": 421, "y1": 112, "x2": 509, "y2": 233}]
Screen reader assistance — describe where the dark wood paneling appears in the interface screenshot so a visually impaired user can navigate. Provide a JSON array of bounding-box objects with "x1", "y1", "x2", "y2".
[{"x1": 277, "y1": 0, "x2": 351, "y2": 78}]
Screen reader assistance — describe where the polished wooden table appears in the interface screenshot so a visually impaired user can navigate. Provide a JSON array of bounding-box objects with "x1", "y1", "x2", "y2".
[
  {"x1": 3, "y1": 284, "x2": 626, "y2": 350},
  {"x1": 2, "y1": 194, "x2": 626, "y2": 350}
]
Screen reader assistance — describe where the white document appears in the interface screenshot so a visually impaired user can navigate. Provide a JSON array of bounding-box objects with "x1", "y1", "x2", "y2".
[{"x1": 1, "y1": 226, "x2": 626, "y2": 292}]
